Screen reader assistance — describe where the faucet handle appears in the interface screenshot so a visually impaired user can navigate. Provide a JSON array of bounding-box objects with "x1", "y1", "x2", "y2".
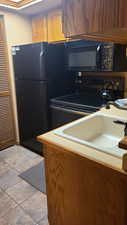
[
  {"x1": 113, "y1": 120, "x2": 126, "y2": 126},
  {"x1": 114, "y1": 120, "x2": 127, "y2": 150},
  {"x1": 114, "y1": 120, "x2": 127, "y2": 136}
]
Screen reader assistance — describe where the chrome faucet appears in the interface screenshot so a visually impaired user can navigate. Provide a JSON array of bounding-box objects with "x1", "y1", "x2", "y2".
[{"x1": 105, "y1": 101, "x2": 127, "y2": 111}]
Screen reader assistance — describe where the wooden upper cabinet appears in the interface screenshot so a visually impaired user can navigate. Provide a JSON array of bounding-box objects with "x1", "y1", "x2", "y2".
[
  {"x1": 47, "y1": 9, "x2": 65, "y2": 42},
  {"x1": 32, "y1": 15, "x2": 48, "y2": 43},
  {"x1": 63, "y1": 0, "x2": 103, "y2": 35},
  {"x1": 62, "y1": 0, "x2": 127, "y2": 43},
  {"x1": 32, "y1": 9, "x2": 66, "y2": 43}
]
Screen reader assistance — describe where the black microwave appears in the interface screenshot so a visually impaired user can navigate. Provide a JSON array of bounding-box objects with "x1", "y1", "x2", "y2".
[{"x1": 65, "y1": 40, "x2": 127, "y2": 72}]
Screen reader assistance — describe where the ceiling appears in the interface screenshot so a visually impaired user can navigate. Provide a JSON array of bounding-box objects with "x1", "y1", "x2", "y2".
[
  {"x1": 20, "y1": 0, "x2": 62, "y2": 15},
  {"x1": 10, "y1": 0, "x2": 22, "y2": 2},
  {"x1": 0, "y1": 0, "x2": 62, "y2": 15}
]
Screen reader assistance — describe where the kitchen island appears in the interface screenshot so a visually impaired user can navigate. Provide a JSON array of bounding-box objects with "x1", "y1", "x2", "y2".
[{"x1": 38, "y1": 106, "x2": 127, "y2": 225}]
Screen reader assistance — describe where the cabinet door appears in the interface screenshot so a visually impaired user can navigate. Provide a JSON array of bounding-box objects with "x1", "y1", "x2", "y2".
[
  {"x1": 63, "y1": 0, "x2": 118, "y2": 36},
  {"x1": 32, "y1": 15, "x2": 48, "y2": 43},
  {"x1": 47, "y1": 9, "x2": 66, "y2": 42},
  {"x1": 63, "y1": 0, "x2": 100, "y2": 36},
  {"x1": 0, "y1": 16, "x2": 15, "y2": 150},
  {"x1": 62, "y1": 0, "x2": 127, "y2": 43}
]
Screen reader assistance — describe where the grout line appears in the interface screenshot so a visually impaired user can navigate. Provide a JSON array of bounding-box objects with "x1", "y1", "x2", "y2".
[
  {"x1": 0, "y1": 146, "x2": 47, "y2": 224},
  {"x1": 19, "y1": 194, "x2": 47, "y2": 224},
  {"x1": 6, "y1": 187, "x2": 38, "y2": 208},
  {"x1": 0, "y1": 204, "x2": 37, "y2": 225},
  {"x1": 0, "y1": 190, "x2": 40, "y2": 224},
  {"x1": 2, "y1": 190, "x2": 19, "y2": 206},
  {"x1": 1, "y1": 158, "x2": 43, "y2": 175}
]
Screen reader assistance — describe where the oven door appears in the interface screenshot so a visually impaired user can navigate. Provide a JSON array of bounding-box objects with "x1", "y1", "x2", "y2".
[
  {"x1": 66, "y1": 45, "x2": 101, "y2": 72},
  {"x1": 50, "y1": 105, "x2": 90, "y2": 129}
]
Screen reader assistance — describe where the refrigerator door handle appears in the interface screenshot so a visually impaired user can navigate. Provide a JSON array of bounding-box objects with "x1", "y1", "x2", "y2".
[
  {"x1": 40, "y1": 51, "x2": 44, "y2": 57},
  {"x1": 40, "y1": 49, "x2": 47, "y2": 65},
  {"x1": 40, "y1": 48, "x2": 47, "y2": 57},
  {"x1": 39, "y1": 49, "x2": 47, "y2": 80}
]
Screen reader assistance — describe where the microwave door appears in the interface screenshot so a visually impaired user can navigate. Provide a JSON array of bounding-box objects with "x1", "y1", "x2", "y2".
[{"x1": 67, "y1": 45, "x2": 101, "y2": 72}]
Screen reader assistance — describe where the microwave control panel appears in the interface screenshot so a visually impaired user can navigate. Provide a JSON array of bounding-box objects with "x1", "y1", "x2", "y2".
[{"x1": 101, "y1": 44, "x2": 114, "y2": 71}]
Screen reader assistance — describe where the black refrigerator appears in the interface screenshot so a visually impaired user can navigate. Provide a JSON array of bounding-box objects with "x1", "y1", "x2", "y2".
[{"x1": 12, "y1": 42, "x2": 75, "y2": 155}]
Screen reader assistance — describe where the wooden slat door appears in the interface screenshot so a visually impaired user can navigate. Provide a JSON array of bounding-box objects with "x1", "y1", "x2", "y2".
[{"x1": 0, "y1": 16, "x2": 16, "y2": 150}]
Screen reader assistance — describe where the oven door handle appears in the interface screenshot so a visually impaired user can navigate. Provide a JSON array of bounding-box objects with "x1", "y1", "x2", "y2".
[{"x1": 50, "y1": 105, "x2": 90, "y2": 116}]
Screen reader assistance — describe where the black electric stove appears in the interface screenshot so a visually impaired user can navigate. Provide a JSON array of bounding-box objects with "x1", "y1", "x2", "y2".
[
  {"x1": 50, "y1": 76, "x2": 125, "y2": 129},
  {"x1": 51, "y1": 91, "x2": 106, "y2": 113}
]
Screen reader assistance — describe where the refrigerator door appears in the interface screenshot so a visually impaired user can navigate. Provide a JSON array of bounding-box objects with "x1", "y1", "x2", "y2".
[
  {"x1": 46, "y1": 43, "x2": 76, "y2": 99},
  {"x1": 12, "y1": 42, "x2": 48, "y2": 81},
  {"x1": 16, "y1": 80, "x2": 48, "y2": 154}
]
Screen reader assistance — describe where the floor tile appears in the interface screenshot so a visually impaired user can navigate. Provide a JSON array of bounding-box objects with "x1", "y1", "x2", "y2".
[
  {"x1": 0, "y1": 145, "x2": 48, "y2": 225},
  {"x1": 0, "y1": 145, "x2": 43, "y2": 173},
  {"x1": 37, "y1": 216, "x2": 49, "y2": 225},
  {"x1": 21, "y1": 192, "x2": 48, "y2": 223},
  {"x1": 2, "y1": 206, "x2": 36, "y2": 225},
  {"x1": 0, "y1": 216, "x2": 8, "y2": 225},
  {"x1": 0, "y1": 146, "x2": 43, "y2": 172},
  {"x1": 4, "y1": 151, "x2": 31, "y2": 170},
  {"x1": 0, "y1": 147, "x2": 14, "y2": 160},
  {"x1": 0, "y1": 169, "x2": 22, "y2": 191},
  {"x1": 14, "y1": 157, "x2": 43, "y2": 173},
  {"x1": 19, "y1": 146, "x2": 40, "y2": 159},
  {"x1": 0, "y1": 190, "x2": 17, "y2": 218},
  {"x1": 0, "y1": 145, "x2": 20, "y2": 160},
  {"x1": 2, "y1": 145, "x2": 41, "y2": 160},
  {"x1": 0, "y1": 160, "x2": 11, "y2": 176},
  {"x1": 6, "y1": 180, "x2": 37, "y2": 204}
]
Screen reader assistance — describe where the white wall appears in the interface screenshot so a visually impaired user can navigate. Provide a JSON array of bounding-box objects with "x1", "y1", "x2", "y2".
[{"x1": 0, "y1": 10, "x2": 32, "y2": 142}]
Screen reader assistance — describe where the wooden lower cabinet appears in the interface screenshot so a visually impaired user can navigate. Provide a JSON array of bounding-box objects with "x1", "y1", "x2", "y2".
[{"x1": 44, "y1": 144, "x2": 127, "y2": 225}]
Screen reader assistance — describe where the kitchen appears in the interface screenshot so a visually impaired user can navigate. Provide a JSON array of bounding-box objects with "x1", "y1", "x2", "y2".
[{"x1": 1, "y1": 0, "x2": 127, "y2": 224}]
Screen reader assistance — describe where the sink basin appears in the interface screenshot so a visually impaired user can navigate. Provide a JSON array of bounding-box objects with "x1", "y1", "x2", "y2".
[{"x1": 54, "y1": 112, "x2": 127, "y2": 158}]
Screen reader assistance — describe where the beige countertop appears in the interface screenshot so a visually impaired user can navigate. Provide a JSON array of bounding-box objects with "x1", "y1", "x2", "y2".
[{"x1": 38, "y1": 106, "x2": 127, "y2": 174}]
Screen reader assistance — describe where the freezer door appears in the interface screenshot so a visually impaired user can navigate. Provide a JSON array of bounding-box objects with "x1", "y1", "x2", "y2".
[
  {"x1": 16, "y1": 80, "x2": 49, "y2": 141},
  {"x1": 12, "y1": 42, "x2": 48, "y2": 81}
]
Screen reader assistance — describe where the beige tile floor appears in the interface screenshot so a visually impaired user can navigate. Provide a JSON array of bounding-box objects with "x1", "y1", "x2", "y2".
[{"x1": 0, "y1": 145, "x2": 49, "y2": 225}]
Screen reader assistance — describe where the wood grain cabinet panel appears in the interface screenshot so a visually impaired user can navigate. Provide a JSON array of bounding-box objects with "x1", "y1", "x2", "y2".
[
  {"x1": 47, "y1": 9, "x2": 65, "y2": 42},
  {"x1": 32, "y1": 9, "x2": 66, "y2": 43},
  {"x1": 63, "y1": 0, "x2": 104, "y2": 36},
  {"x1": 32, "y1": 15, "x2": 48, "y2": 43},
  {"x1": 44, "y1": 144, "x2": 127, "y2": 225},
  {"x1": 62, "y1": 0, "x2": 127, "y2": 43}
]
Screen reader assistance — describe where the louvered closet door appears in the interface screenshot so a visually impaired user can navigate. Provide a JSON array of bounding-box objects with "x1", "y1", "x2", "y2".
[{"x1": 0, "y1": 16, "x2": 15, "y2": 150}]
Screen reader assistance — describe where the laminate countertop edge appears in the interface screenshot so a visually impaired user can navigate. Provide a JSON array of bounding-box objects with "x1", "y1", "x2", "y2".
[
  {"x1": 37, "y1": 130, "x2": 127, "y2": 175},
  {"x1": 37, "y1": 106, "x2": 127, "y2": 175}
]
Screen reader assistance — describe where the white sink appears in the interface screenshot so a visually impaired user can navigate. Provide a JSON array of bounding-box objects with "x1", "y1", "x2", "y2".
[{"x1": 54, "y1": 112, "x2": 127, "y2": 159}]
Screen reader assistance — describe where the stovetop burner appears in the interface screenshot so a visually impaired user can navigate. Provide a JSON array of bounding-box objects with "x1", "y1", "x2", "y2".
[
  {"x1": 51, "y1": 92, "x2": 105, "y2": 113},
  {"x1": 51, "y1": 76, "x2": 124, "y2": 113},
  {"x1": 51, "y1": 90, "x2": 123, "y2": 113},
  {"x1": 55, "y1": 92, "x2": 104, "y2": 107}
]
